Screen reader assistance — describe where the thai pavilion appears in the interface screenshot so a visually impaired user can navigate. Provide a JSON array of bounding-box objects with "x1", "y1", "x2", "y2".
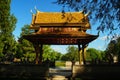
[{"x1": 23, "y1": 10, "x2": 98, "y2": 64}]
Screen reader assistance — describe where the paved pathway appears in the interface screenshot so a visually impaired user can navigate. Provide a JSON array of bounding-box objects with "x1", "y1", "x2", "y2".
[{"x1": 49, "y1": 67, "x2": 72, "y2": 80}]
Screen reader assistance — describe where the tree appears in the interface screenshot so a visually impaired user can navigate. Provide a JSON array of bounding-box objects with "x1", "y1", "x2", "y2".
[
  {"x1": 20, "y1": 24, "x2": 34, "y2": 36},
  {"x1": 61, "y1": 45, "x2": 78, "y2": 61},
  {"x1": 86, "y1": 48, "x2": 105, "y2": 64},
  {"x1": 18, "y1": 25, "x2": 35, "y2": 62},
  {"x1": 55, "y1": 0, "x2": 120, "y2": 34},
  {"x1": 0, "y1": 0, "x2": 17, "y2": 61},
  {"x1": 105, "y1": 37, "x2": 120, "y2": 63},
  {"x1": 43, "y1": 45, "x2": 62, "y2": 61}
]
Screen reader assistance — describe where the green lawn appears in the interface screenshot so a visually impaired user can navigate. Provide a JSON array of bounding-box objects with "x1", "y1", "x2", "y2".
[{"x1": 55, "y1": 61, "x2": 65, "y2": 67}]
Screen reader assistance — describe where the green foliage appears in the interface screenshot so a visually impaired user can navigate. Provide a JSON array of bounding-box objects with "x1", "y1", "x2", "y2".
[
  {"x1": 56, "y1": 0, "x2": 120, "y2": 33},
  {"x1": 86, "y1": 48, "x2": 98, "y2": 60},
  {"x1": 106, "y1": 37, "x2": 120, "y2": 61},
  {"x1": 55, "y1": 61, "x2": 65, "y2": 67},
  {"x1": 43, "y1": 45, "x2": 53, "y2": 61},
  {"x1": 20, "y1": 24, "x2": 34, "y2": 36},
  {"x1": 106, "y1": 41, "x2": 116, "y2": 54},
  {"x1": 15, "y1": 39, "x2": 35, "y2": 60},
  {"x1": 17, "y1": 25, "x2": 35, "y2": 62},
  {"x1": 0, "y1": 0, "x2": 17, "y2": 61},
  {"x1": 61, "y1": 45, "x2": 78, "y2": 61},
  {"x1": 86, "y1": 48, "x2": 105, "y2": 61},
  {"x1": 61, "y1": 46, "x2": 105, "y2": 63},
  {"x1": 14, "y1": 43, "x2": 23, "y2": 58},
  {"x1": 43, "y1": 45, "x2": 62, "y2": 61}
]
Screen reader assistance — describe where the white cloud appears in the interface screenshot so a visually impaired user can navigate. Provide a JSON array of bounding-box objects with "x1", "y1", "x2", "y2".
[
  {"x1": 97, "y1": 46, "x2": 102, "y2": 50},
  {"x1": 99, "y1": 35, "x2": 111, "y2": 41},
  {"x1": 99, "y1": 34, "x2": 120, "y2": 41},
  {"x1": 97, "y1": 45, "x2": 107, "y2": 51},
  {"x1": 52, "y1": 47, "x2": 61, "y2": 52}
]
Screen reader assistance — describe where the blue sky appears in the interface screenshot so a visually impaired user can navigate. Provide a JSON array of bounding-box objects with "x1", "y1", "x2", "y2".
[{"x1": 11, "y1": 0, "x2": 112, "y2": 54}]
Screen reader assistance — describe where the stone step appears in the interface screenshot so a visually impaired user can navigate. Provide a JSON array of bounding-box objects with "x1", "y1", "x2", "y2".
[
  {"x1": 50, "y1": 75, "x2": 68, "y2": 80},
  {"x1": 51, "y1": 78, "x2": 68, "y2": 80}
]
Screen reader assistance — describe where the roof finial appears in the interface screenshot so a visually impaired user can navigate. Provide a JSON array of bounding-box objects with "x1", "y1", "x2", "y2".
[
  {"x1": 34, "y1": 6, "x2": 39, "y2": 12},
  {"x1": 85, "y1": 11, "x2": 91, "y2": 16},
  {"x1": 97, "y1": 30, "x2": 100, "y2": 36},
  {"x1": 34, "y1": 6, "x2": 37, "y2": 10},
  {"x1": 30, "y1": 9, "x2": 34, "y2": 15},
  {"x1": 79, "y1": 10, "x2": 84, "y2": 13}
]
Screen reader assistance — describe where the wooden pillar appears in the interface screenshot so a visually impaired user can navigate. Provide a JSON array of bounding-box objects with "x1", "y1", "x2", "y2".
[
  {"x1": 39, "y1": 44, "x2": 43, "y2": 64},
  {"x1": 78, "y1": 44, "x2": 82, "y2": 65},
  {"x1": 78, "y1": 43, "x2": 87, "y2": 65},
  {"x1": 33, "y1": 43, "x2": 43, "y2": 64},
  {"x1": 82, "y1": 44, "x2": 86, "y2": 65},
  {"x1": 33, "y1": 43, "x2": 40, "y2": 64}
]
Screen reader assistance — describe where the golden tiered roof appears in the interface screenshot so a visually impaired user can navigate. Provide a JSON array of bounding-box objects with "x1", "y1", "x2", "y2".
[{"x1": 30, "y1": 11, "x2": 90, "y2": 30}]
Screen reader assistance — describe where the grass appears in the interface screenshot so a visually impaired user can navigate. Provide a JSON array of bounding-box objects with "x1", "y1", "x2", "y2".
[{"x1": 55, "y1": 61, "x2": 65, "y2": 67}]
